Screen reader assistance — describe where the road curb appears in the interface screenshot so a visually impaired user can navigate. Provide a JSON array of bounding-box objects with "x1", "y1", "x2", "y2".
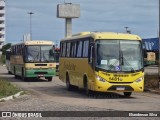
[{"x1": 0, "y1": 91, "x2": 24, "y2": 102}]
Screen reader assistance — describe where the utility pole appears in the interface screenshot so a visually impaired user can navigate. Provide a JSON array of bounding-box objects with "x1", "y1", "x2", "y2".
[
  {"x1": 124, "y1": 27, "x2": 131, "y2": 34},
  {"x1": 124, "y1": 27, "x2": 128, "y2": 32},
  {"x1": 28, "y1": 12, "x2": 34, "y2": 40}
]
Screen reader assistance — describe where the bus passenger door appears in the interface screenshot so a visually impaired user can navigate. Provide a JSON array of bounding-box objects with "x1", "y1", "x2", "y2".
[{"x1": 89, "y1": 45, "x2": 94, "y2": 68}]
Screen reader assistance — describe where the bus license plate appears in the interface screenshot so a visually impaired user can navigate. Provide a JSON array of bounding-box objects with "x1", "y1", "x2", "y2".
[{"x1": 116, "y1": 87, "x2": 125, "y2": 90}]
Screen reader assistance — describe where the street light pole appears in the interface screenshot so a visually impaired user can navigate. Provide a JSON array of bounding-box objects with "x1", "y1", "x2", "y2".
[
  {"x1": 124, "y1": 27, "x2": 128, "y2": 33},
  {"x1": 28, "y1": 12, "x2": 34, "y2": 40},
  {"x1": 124, "y1": 26, "x2": 131, "y2": 34}
]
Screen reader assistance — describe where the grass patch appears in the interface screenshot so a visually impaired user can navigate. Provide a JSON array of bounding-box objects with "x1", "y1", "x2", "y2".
[
  {"x1": 144, "y1": 75, "x2": 159, "y2": 89},
  {"x1": 20, "y1": 91, "x2": 26, "y2": 95},
  {"x1": 0, "y1": 79, "x2": 20, "y2": 99}
]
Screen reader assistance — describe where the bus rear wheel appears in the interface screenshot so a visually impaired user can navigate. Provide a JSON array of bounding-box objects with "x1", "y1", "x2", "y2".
[
  {"x1": 23, "y1": 76, "x2": 28, "y2": 82},
  {"x1": 46, "y1": 77, "x2": 52, "y2": 82},
  {"x1": 66, "y1": 74, "x2": 73, "y2": 91},
  {"x1": 8, "y1": 71, "x2": 12, "y2": 74},
  {"x1": 14, "y1": 67, "x2": 18, "y2": 79},
  {"x1": 123, "y1": 92, "x2": 132, "y2": 97}
]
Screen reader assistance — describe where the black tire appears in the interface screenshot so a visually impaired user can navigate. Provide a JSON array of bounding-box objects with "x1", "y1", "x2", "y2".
[
  {"x1": 123, "y1": 92, "x2": 132, "y2": 97},
  {"x1": 84, "y1": 78, "x2": 91, "y2": 96},
  {"x1": 46, "y1": 77, "x2": 52, "y2": 82},
  {"x1": 23, "y1": 77, "x2": 28, "y2": 82},
  {"x1": 22, "y1": 68, "x2": 28, "y2": 82},
  {"x1": 66, "y1": 74, "x2": 73, "y2": 91},
  {"x1": 14, "y1": 67, "x2": 18, "y2": 79},
  {"x1": 8, "y1": 71, "x2": 12, "y2": 74}
]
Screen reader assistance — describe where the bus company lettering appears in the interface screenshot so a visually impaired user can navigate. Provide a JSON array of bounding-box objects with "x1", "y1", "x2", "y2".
[
  {"x1": 64, "y1": 62, "x2": 76, "y2": 71},
  {"x1": 101, "y1": 72, "x2": 111, "y2": 76}
]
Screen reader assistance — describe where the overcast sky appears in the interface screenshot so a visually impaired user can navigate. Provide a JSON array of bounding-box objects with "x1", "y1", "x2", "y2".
[{"x1": 5, "y1": 0, "x2": 159, "y2": 44}]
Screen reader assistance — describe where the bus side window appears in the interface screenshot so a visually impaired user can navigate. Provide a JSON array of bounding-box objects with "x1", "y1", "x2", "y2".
[
  {"x1": 77, "y1": 41, "x2": 83, "y2": 57},
  {"x1": 83, "y1": 40, "x2": 89, "y2": 58},
  {"x1": 74, "y1": 41, "x2": 77, "y2": 57},
  {"x1": 66, "y1": 42, "x2": 71, "y2": 57},
  {"x1": 62, "y1": 42, "x2": 66, "y2": 57},
  {"x1": 71, "y1": 42, "x2": 76, "y2": 57}
]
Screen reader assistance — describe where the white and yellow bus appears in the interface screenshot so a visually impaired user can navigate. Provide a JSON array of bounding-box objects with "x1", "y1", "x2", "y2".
[
  {"x1": 10, "y1": 40, "x2": 56, "y2": 81},
  {"x1": 59, "y1": 32, "x2": 144, "y2": 97}
]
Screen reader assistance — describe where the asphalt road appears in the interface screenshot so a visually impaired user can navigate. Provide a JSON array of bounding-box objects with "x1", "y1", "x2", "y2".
[{"x1": 0, "y1": 65, "x2": 160, "y2": 120}]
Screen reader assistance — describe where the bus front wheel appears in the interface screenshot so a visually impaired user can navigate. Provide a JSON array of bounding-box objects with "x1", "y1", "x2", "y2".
[
  {"x1": 84, "y1": 79, "x2": 91, "y2": 96},
  {"x1": 123, "y1": 92, "x2": 132, "y2": 97},
  {"x1": 22, "y1": 69, "x2": 28, "y2": 82}
]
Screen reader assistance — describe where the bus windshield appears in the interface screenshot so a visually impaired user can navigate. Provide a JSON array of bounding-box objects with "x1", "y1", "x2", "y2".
[
  {"x1": 96, "y1": 40, "x2": 143, "y2": 72},
  {"x1": 25, "y1": 45, "x2": 55, "y2": 62}
]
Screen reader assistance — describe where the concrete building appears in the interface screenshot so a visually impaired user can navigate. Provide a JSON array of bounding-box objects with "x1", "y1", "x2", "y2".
[{"x1": 0, "y1": 0, "x2": 5, "y2": 53}]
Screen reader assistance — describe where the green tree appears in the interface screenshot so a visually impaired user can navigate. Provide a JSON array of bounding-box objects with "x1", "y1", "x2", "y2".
[{"x1": 1, "y1": 43, "x2": 11, "y2": 55}]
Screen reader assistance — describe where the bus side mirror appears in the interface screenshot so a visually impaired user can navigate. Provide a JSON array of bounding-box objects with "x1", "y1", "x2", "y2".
[
  {"x1": 142, "y1": 43, "x2": 147, "y2": 58},
  {"x1": 143, "y1": 48, "x2": 147, "y2": 58}
]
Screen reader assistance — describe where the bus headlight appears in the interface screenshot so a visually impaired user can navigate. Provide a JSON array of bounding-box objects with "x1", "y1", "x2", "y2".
[
  {"x1": 135, "y1": 77, "x2": 143, "y2": 83},
  {"x1": 96, "y1": 76, "x2": 106, "y2": 82}
]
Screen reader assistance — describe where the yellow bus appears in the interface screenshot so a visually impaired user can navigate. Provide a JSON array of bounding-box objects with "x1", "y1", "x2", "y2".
[
  {"x1": 59, "y1": 32, "x2": 144, "y2": 97},
  {"x1": 10, "y1": 40, "x2": 56, "y2": 81}
]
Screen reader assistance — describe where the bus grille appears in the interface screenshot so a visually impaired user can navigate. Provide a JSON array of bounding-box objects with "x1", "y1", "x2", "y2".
[
  {"x1": 35, "y1": 64, "x2": 47, "y2": 66},
  {"x1": 34, "y1": 72, "x2": 48, "y2": 74},
  {"x1": 113, "y1": 74, "x2": 129, "y2": 77},
  {"x1": 108, "y1": 85, "x2": 134, "y2": 91},
  {"x1": 109, "y1": 82, "x2": 132, "y2": 84}
]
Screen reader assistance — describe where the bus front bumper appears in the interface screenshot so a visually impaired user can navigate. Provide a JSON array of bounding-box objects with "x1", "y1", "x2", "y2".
[
  {"x1": 25, "y1": 68, "x2": 56, "y2": 78},
  {"x1": 90, "y1": 79, "x2": 144, "y2": 92}
]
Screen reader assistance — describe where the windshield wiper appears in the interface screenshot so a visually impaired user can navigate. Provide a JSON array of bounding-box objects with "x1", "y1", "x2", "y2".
[
  {"x1": 120, "y1": 50, "x2": 124, "y2": 65},
  {"x1": 120, "y1": 50, "x2": 135, "y2": 72}
]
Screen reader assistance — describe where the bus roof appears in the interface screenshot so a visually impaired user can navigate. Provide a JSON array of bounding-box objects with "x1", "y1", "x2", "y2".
[
  {"x1": 61, "y1": 32, "x2": 141, "y2": 41},
  {"x1": 12, "y1": 40, "x2": 54, "y2": 46}
]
